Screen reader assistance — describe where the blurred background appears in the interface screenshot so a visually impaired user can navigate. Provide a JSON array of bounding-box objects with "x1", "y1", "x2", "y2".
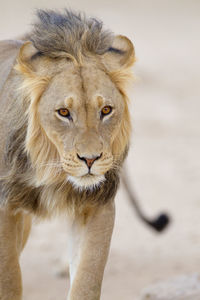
[{"x1": 1, "y1": 0, "x2": 200, "y2": 299}]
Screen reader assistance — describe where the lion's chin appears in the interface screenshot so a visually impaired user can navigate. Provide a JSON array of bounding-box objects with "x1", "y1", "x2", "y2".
[{"x1": 67, "y1": 174, "x2": 105, "y2": 191}]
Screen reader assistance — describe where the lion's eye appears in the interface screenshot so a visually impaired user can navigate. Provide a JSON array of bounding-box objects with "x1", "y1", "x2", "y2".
[
  {"x1": 101, "y1": 106, "x2": 112, "y2": 117},
  {"x1": 57, "y1": 108, "x2": 70, "y2": 118}
]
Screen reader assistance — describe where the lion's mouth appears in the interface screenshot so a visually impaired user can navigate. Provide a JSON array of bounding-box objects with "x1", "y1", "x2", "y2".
[{"x1": 67, "y1": 174, "x2": 105, "y2": 191}]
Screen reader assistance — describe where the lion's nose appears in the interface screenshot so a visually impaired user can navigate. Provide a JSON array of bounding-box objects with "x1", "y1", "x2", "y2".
[{"x1": 77, "y1": 154, "x2": 102, "y2": 169}]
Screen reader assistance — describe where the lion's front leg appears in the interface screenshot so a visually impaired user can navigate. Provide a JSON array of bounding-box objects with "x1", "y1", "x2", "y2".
[
  {"x1": 0, "y1": 209, "x2": 31, "y2": 300},
  {"x1": 67, "y1": 201, "x2": 115, "y2": 300}
]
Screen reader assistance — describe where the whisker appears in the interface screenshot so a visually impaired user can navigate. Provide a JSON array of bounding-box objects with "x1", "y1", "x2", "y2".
[
  {"x1": 39, "y1": 162, "x2": 63, "y2": 168},
  {"x1": 57, "y1": 177, "x2": 68, "y2": 191}
]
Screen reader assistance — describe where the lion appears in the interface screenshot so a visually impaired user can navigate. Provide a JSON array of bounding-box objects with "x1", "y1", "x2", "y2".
[{"x1": 0, "y1": 9, "x2": 135, "y2": 300}]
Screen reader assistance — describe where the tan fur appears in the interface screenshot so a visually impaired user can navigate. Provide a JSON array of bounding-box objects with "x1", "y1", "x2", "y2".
[{"x1": 0, "y1": 10, "x2": 135, "y2": 300}]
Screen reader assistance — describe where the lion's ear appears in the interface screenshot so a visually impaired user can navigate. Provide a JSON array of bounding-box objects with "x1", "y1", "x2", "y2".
[
  {"x1": 16, "y1": 41, "x2": 40, "y2": 75},
  {"x1": 19, "y1": 41, "x2": 38, "y2": 61},
  {"x1": 102, "y1": 35, "x2": 135, "y2": 71},
  {"x1": 15, "y1": 42, "x2": 49, "y2": 101}
]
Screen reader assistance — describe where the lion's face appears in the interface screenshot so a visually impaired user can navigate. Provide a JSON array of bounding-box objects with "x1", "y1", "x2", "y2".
[
  {"x1": 38, "y1": 61, "x2": 124, "y2": 189},
  {"x1": 16, "y1": 35, "x2": 134, "y2": 190}
]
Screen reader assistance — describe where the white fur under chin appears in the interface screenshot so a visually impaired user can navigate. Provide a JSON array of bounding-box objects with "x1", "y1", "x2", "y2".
[{"x1": 67, "y1": 174, "x2": 105, "y2": 191}]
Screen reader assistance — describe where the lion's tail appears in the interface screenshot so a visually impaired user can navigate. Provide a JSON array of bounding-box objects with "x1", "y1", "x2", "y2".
[{"x1": 121, "y1": 173, "x2": 170, "y2": 233}]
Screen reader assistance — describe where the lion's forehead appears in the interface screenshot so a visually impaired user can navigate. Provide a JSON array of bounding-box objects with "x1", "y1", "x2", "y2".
[
  {"x1": 46, "y1": 62, "x2": 120, "y2": 108},
  {"x1": 81, "y1": 66, "x2": 119, "y2": 105}
]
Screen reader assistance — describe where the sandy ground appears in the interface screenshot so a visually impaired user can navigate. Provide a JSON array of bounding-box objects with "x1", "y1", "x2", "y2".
[{"x1": 0, "y1": 0, "x2": 200, "y2": 299}]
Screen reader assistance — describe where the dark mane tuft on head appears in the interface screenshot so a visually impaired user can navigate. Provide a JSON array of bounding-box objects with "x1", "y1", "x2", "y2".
[{"x1": 29, "y1": 9, "x2": 114, "y2": 60}]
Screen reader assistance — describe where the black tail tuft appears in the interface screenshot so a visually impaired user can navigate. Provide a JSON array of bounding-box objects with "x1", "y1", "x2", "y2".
[{"x1": 147, "y1": 213, "x2": 170, "y2": 232}]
